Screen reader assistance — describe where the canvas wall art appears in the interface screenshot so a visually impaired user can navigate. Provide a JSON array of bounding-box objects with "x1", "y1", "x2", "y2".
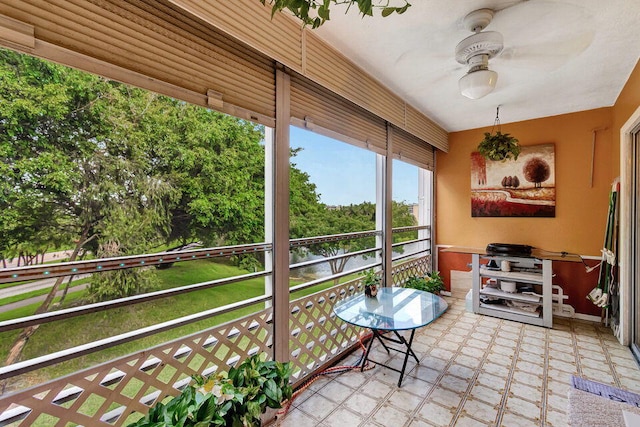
[{"x1": 471, "y1": 143, "x2": 555, "y2": 217}]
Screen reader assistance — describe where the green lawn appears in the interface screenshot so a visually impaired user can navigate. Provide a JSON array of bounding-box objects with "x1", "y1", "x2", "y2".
[
  {"x1": 0, "y1": 258, "x2": 344, "y2": 390},
  {"x1": 0, "y1": 257, "x2": 369, "y2": 427}
]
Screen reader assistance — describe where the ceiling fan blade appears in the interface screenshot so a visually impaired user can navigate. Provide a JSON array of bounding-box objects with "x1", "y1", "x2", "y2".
[
  {"x1": 494, "y1": 32, "x2": 594, "y2": 71},
  {"x1": 488, "y1": 0, "x2": 595, "y2": 71}
]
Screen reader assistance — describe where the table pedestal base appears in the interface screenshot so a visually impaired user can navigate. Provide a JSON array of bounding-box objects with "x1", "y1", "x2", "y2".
[{"x1": 361, "y1": 329, "x2": 419, "y2": 387}]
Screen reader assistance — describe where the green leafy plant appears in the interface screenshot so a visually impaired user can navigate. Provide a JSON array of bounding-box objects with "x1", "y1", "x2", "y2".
[
  {"x1": 227, "y1": 353, "x2": 293, "y2": 425},
  {"x1": 128, "y1": 353, "x2": 292, "y2": 427},
  {"x1": 362, "y1": 269, "x2": 381, "y2": 287},
  {"x1": 404, "y1": 271, "x2": 444, "y2": 294},
  {"x1": 477, "y1": 131, "x2": 520, "y2": 161},
  {"x1": 362, "y1": 268, "x2": 381, "y2": 296},
  {"x1": 260, "y1": 0, "x2": 411, "y2": 28}
]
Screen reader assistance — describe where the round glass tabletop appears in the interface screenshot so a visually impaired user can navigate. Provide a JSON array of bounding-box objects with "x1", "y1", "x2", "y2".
[{"x1": 333, "y1": 287, "x2": 448, "y2": 331}]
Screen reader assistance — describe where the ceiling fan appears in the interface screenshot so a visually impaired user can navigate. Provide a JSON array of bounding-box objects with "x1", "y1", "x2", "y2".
[{"x1": 455, "y1": 8, "x2": 504, "y2": 99}]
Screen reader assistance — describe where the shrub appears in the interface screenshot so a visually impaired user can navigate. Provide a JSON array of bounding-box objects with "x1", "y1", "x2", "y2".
[
  {"x1": 404, "y1": 271, "x2": 444, "y2": 294},
  {"x1": 128, "y1": 353, "x2": 293, "y2": 427}
]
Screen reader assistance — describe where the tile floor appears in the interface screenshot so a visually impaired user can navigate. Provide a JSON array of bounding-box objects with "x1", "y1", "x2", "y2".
[{"x1": 275, "y1": 297, "x2": 640, "y2": 427}]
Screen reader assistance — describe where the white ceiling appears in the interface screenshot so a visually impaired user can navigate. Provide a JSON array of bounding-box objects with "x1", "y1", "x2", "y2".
[{"x1": 314, "y1": 0, "x2": 640, "y2": 132}]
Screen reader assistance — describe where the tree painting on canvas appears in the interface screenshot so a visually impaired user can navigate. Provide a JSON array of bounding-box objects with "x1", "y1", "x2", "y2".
[{"x1": 471, "y1": 143, "x2": 555, "y2": 217}]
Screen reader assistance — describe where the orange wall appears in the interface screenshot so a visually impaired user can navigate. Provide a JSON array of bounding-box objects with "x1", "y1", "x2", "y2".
[
  {"x1": 612, "y1": 59, "x2": 640, "y2": 172},
  {"x1": 435, "y1": 58, "x2": 640, "y2": 316},
  {"x1": 436, "y1": 107, "x2": 613, "y2": 256}
]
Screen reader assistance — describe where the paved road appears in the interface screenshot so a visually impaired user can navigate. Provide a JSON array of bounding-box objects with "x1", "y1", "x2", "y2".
[
  {"x1": 0, "y1": 283, "x2": 90, "y2": 313},
  {"x1": 1, "y1": 251, "x2": 89, "y2": 314},
  {"x1": 0, "y1": 274, "x2": 90, "y2": 300}
]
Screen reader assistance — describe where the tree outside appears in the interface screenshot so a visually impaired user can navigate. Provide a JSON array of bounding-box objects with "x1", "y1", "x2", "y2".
[
  {"x1": 0, "y1": 47, "x2": 424, "y2": 387},
  {"x1": 0, "y1": 48, "x2": 309, "y2": 379}
]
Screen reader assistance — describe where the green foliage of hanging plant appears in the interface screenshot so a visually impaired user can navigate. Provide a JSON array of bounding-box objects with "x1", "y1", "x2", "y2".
[
  {"x1": 477, "y1": 131, "x2": 520, "y2": 161},
  {"x1": 260, "y1": 0, "x2": 411, "y2": 28}
]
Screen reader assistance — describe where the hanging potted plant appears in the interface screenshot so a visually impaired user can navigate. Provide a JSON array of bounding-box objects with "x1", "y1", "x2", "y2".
[
  {"x1": 478, "y1": 131, "x2": 520, "y2": 161},
  {"x1": 477, "y1": 106, "x2": 520, "y2": 161}
]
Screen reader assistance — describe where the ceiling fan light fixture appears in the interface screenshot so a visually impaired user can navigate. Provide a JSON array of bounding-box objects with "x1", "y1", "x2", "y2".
[
  {"x1": 454, "y1": 8, "x2": 503, "y2": 100},
  {"x1": 459, "y1": 68, "x2": 498, "y2": 99}
]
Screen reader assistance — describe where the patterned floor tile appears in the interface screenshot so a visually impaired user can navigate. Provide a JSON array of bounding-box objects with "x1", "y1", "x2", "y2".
[
  {"x1": 475, "y1": 371, "x2": 508, "y2": 391},
  {"x1": 500, "y1": 411, "x2": 539, "y2": 427},
  {"x1": 614, "y1": 364, "x2": 640, "y2": 380},
  {"x1": 275, "y1": 297, "x2": 640, "y2": 427},
  {"x1": 519, "y1": 341, "x2": 545, "y2": 354},
  {"x1": 438, "y1": 373, "x2": 472, "y2": 394},
  {"x1": 545, "y1": 407, "x2": 568, "y2": 427},
  {"x1": 505, "y1": 395, "x2": 541, "y2": 420},
  {"x1": 342, "y1": 391, "x2": 380, "y2": 416},
  {"x1": 470, "y1": 384, "x2": 503, "y2": 407},
  {"x1": 610, "y1": 354, "x2": 640, "y2": 369},
  {"x1": 335, "y1": 371, "x2": 369, "y2": 389},
  {"x1": 321, "y1": 407, "x2": 363, "y2": 427},
  {"x1": 469, "y1": 335, "x2": 492, "y2": 345},
  {"x1": 430, "y1": 347, "x2": 456, "y2": 361},
  {"x1": 493, "y1": 337, "x2": 518, "y2": 349},
  {"x1": 487, "y1": 352, "x2": 514, "y2": 366},
  {"x1": 317, "y1": 379, "x2": 355, "y2": 403},
  {"x1": 386, "y1": 388, "x2": 425, "y2": 413},
  {"x1": 447, "y1": 363, "x2": 475, "y2": 380},
  {"x1": 581, "y1": 366, "x2": 615, "y2": 384},
  {"x1": 547, "y1": 358, "x2": 578, "y2": 374},
  {"x1": 360, "y1": 378, "x2": 395, "y2": 400},
  {"x1": 406, "y1": 417, "x2": 433, "y2": 426},
  {"x1": 508, "y1": 381, "x2": 542, "y2": 404},
  {"x1": 576, "y1": 334, "x2": 601, "y2": 344},
  {"x1": 454, "y1": 414, "x2": 492, "y2": 426},
  {"x1": 517, "y1": 351, "x2": 545, "y2": 365},
  {"x1": 428, "y1": 385, "x2": 464, "y2": 409},
  {"x1": 514, "y1": 360, "x2": 545, "y2": 376},
  {"x1": 398, "y1": 376, "x2": 434, "y2": 397},
  {"x1": 619, "y1": 376, "x2": 640, "y2": 394},
  {"x1": 417, "y1": 401, "x2": 456, "y2": 425},
  {"x1": 576, "y1": 340, "x2": 605, "y2": 353},
  {"x1": 372, "y1": 402, "x2": 411, "y2": 426},
  {"x1": 456, "y1": 353, "x2": 484, "y2": 368},
  {"x1": 461, "y1": 397, "x2": 499, "y2": 424},
  {"x1": 546, "y1": 391, "x2": 568, "y2": 413},
  {"x1": 296, "y1": 394, "x2": 340, "y2": 421},
  {"x1": 275, "y1": 407, "x2": 318, "y2": 426},
  {"x1": 548, "y1": 348, "x2": 576, "y2": 363},
  {"x1": 411, "y1": 365, "x2": 442, "y2": 384},
  {"x1": 482, "y1": 362, "x2": 510, "y2": 379},
  {"x1": 512, "y1": 370, "x2": 545, "y2": 388},
  {"x1": 546, "y1": 379, "x2": 570, "y2": 397},
  {"x1": 438, "y1": 339, "x2": 463, "y2": 352}
]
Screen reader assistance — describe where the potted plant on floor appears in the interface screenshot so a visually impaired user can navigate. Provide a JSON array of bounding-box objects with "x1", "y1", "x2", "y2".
[
  {"x1": 128, "y1": 353, "x2": 292, "y2": 427},
  {"x1": 404, "y1": 271, "x2": 444, "y2": 294}
]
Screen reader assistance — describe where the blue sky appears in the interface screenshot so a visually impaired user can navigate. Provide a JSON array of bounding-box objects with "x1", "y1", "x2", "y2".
[{"x1": 290, "y1": 127, "x2": 418, "y2": 206}]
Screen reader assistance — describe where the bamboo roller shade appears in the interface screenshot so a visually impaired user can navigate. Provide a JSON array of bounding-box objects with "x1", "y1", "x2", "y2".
[
  {"x1": 391, "y1": 125, "x2": 435, "y2": 170},
  {"x1": 0, "y1": 0, "x2": 448, "y2": 157},
  {"x1": 290, "y1": 72, "x2": 388, "y2": 154}
]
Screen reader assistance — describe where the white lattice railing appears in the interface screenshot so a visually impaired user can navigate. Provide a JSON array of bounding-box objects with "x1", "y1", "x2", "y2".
[{"x1": 0, "y1": 255, "x2": 431, "y2": 427}]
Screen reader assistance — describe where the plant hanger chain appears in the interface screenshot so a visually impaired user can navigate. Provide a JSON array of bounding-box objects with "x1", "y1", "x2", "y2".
[{"x1": 491, "y1": 105, "x2": 502, "y2": 134}]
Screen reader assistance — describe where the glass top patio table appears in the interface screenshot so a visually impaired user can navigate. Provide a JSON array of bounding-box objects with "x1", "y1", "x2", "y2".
[
  {"x1": 333, "y1": 286, "x2": 448, "y2": 387},
  {"x1": 333, "y1": 286, "x2": 448, "y2": 331}
]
